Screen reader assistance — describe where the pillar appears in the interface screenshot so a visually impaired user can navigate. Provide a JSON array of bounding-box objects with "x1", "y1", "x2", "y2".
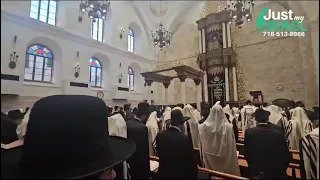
[
  {"x1": 203, "y1": 73, "x2": 208, "y2": 102},
  {"x1": 163, "y1": 82, "x2": 170, "y2": 104},
  {"x1": 222, "y1": 22, "x2": 227, "y2": 48},
  {"x1": 180, "y1": 81, "x2": 186, "y2": 105},
  {"x1": 198, "y1": 30, "x2": 202, "y2": 53},
  {"x1": 232, "y1": 67, "x2": 238, "y2": 101},
  {"x1": 226, "y1": 23, "x2": 231, "y2": 48},
  {"x1": 202, "y1": 29, "x2": 206, "y2": 53},
  {"x1": 225, "y1": 67, "x2": 230, "y2": 101},
  {"x1": 194, "y1": 79, "x2": 202, "y2": 111}
]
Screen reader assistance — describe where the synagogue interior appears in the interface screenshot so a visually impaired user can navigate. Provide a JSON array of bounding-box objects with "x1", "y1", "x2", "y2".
[{"x1": 1, "y1": 0, "x2": 319, "y2": 179}]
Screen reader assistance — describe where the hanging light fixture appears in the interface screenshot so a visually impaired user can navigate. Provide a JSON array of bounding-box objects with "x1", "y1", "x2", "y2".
[
  {"x1": 151, "y1": 22, "x2": 172, "y2": 51},
  {"x1": 78, "y1": 0, "x2": 110, "y2": 22},
  {"x1": 150, "y1": 0, "x2": 172, "y2": 51},
  {"x1": 219, "y1": 0, "x2": 255, "y2": 28}
]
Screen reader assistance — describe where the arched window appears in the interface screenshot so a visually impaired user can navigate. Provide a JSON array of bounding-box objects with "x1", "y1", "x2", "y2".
[
  {"x1": 89, "y1": 58, "x2": 102, "y2": 87},
  {"x1": 128, "y1": 67, "x2": 134, "y2": 91},
  {"x1": 128, "y1": 28, "x2": 135, "y2": 53},
  {"x1": 29, "y1": 0, "x2": 57, "y2": 26},
  {"x1": 91, "y1": 18, "x2": 104, "y2": 42},
  {"x1": 24, "y1": 44, "x2": 53, "y2": 83}
]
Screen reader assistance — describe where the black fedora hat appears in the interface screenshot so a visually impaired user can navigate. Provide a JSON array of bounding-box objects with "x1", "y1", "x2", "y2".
[
  {"x1": 170, "y1": 109, "x2": 190, "y2": 126},
  {"x1": 1, "y1": 95, "x2": 136, "y2": 179},
  {"x1": 7, "y1": 109, "x2": 24, "y2": 119},
  {"x1": 254, "y1": 108, "x2": 271, "y2": 121}
]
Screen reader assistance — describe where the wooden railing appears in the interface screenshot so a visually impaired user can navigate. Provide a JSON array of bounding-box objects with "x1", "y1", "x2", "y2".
[{"x1": 150, "y1": 155, "x2": 247, "y2": 180}]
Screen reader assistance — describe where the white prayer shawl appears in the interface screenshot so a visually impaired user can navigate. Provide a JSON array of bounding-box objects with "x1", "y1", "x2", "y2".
[
  {"x1": 198, "y1": 105, "x2": 240, "y2": 176},
  {"x1": 107, "y1": 113, "x2": 128, "y2": 179},
  {"x1": 301, "y1": 128, "x2": 319, "y2": 180},
  {"x1": 162, "y1": 107, "x2": 171, "y2": 131},
  {"x1": 194, "y1": 109, "x2": 202, "y2": 122},
  {"x1": 108, "y1": 113, "x2": 127, "y2": 138},
  {"x1": 287, "y1": 107, "x2": 313, "y2": 150},
  {"x1": 223, "y1": 105, "x2": 235, "y2": 123},
  {"x1": 146, "y1": 111, "x2": 159, "y2": 156},
  {"x1": 240, "y1": 105, "x2": 257, "y2": 136},
  {"x1": 232, "y1": 107, "x2": 240, "y2": 127},
  {"x1": 16, "y1": 107, "x2": 32, "y2": 139},
  {"x1": 264, "y1": 105, "x2": 283, "y2": 125},
  {"x1": 183, "y1": 104, "x2": 200, "y2": 148}
]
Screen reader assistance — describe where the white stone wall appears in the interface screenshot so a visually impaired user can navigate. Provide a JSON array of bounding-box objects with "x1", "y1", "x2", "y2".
[{"x1": 1, "y1": 1, "x2": 155, "y2": 110}]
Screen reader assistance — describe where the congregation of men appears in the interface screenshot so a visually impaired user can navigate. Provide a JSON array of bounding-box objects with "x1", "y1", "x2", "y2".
[{"x1": 1, "y1": 99, "x2": 319, "y2": 179}]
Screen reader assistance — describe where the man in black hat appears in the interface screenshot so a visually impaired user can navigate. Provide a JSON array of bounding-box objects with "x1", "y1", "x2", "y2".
[
  {"x1": 1, "y1": 95, "x2": 136, "y2": 179},
  {"x1": 244, "y1": 108, "x2": 291, "y2": 179},
  {"x1": 155, "y1": 109, "x2": 198, "y2": 179},
  {"x1": 126, "y1": 101, "x2": 151, "y2": 179}
]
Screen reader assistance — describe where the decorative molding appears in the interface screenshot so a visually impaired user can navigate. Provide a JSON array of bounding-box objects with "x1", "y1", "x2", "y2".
[{"x1": 1, "y1": 10, "x2": 156, "y2": 64}]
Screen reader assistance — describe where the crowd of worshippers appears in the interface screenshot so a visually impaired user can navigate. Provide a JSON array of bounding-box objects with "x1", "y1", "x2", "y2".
[{"x1": 1, "y1": 96, "x2": 319, "y2": 179}]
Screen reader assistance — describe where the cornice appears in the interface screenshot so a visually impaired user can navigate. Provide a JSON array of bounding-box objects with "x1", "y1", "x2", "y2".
[{"x1": 1, "y1": 10, "x2": 157, "y2": 64}]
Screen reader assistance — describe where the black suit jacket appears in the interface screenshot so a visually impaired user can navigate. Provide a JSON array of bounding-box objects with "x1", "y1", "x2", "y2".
[
  {"x1": 244, "y1": 124, "x2": 291, "y2": 179},
  {"x1": 1, "y1": 113, "x2": 18, "y2": 144},
  {"x1": 155, "y1": 127, "x2": 198, "y2": 179},
  {"x1": 126, "y1": 117, "x2": 150, "y2": 179}
]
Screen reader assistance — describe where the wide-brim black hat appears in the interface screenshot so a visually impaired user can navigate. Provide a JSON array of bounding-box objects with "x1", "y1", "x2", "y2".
[
  {"x1": 170, "y1": 109, "x2": 190, "y2": 126},
  {"x1": 1, "y1": 95, "x2": 136, "y2": 179},
  {"x1": 1, "y1": 136, "x2": 135, "y2": 179}
]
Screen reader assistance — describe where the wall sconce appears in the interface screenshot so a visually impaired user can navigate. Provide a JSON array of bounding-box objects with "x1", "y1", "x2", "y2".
[
  {"x1": 76, "y1": 51, "x2": 80, "y2": 58},
  {"x1": 9, "y1": 52, "x2": 19, "y2": 69},
  {"x1": 74, "y1": 64, "x2": 80, "y2": 78},
  {"x1": 120, "y1": 27, "x2": 124, "y2": 39},
  {"x1": 118, "y1": 73, "x2": 123, "y2": 84},
  {"x1": 13, "y1": 35, "x2": 17, "y2": 44}
]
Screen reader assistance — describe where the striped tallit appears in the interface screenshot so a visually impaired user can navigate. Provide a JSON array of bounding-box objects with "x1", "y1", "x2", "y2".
[{"x1": 300, "y1": 128, "x2": 319, "y2": 180}]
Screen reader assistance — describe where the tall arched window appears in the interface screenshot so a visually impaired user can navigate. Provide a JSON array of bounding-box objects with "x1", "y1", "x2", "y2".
[
  {"x1": 24, "y1": 44, "x2": 53, "y2": 83},
  {"x1": 91, "y1": 18, "x2": 104, "y2": 42},
  {"x1": 89, "y1": 58, "x2": 102, "y2": 87},
  {"x1": 128, "y1": 28, "x2": 135, "y2": 53},
  {"x1": 128, "y1": 67, "x2": 134, "y2": 91},
  {"x1": 29, "y1": 0, "x2": 57, "y2": 26}
]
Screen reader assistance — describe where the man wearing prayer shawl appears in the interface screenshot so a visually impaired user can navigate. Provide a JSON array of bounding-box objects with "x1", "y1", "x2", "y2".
[
  {"x1": 264, "y1": 105, "x2": 288, "y2": 133},
  {"x1": 198, "y1": 103, "x2": 240, "y2": 176},
  {"x1": 244, "y1": 108, "x2": 290, "y2": 179},
  {"x1": 162, "y1": 107, "x2": 171, "y2": 131},
  {"x1": 240, "y1": 100, "x2": 257, "y2": 136},
  {"x1": 183, "y1": 104, "x2": 200, "y2": 148},
  {"x1": 146, "y1": 111, "x2": 159, "y2": 156},
  {"x1": 223, "y1": 104, "x2": 239, "y2": 142},
  {"x1": 287, "y1": 107, "x2": 313, "y2": 150},
  {"x1": 300, "y1": 127, "x2": 319, "y2": 180},
  {"x1": 16, "y1": 107, "x2": 32, "y2": 139},
  {"x1": 108, "y1": 113, "x2": 129, "y2": 179}
]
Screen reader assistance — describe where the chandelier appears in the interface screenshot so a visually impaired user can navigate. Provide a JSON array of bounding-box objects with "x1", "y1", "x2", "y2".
[
  {"x1": 151, "y1": 22, "x2": 172, "y2": 50},
  {"x1": 78, "y1": 0, "x2": 110, "y2": 22},
  {"x1": 219, "y1": 0, "x2": 255, "y2": 28}
]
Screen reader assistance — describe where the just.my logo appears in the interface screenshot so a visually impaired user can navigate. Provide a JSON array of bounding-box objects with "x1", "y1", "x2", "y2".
[{"x1": 257, "y1": 7, "x2": 307, "y2": 32}]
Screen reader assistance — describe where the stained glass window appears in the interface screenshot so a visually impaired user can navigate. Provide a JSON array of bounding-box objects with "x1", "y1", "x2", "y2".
[
  {"x1": 128, "y1": 67, "x2": 134, "y2": 91},
  {"x1": 30, "y1": 0, "x2": 57, "y2": 26},
  {"x1": 24, "y1": 44, "x2": 53, "y2": 83},
  {"x1": 128, "y1": 28, "x2": 135, "y2": 52},
  {"x1": 91, "y1": 18, "x2": 104, "y2": 42},
  {"x1": 89, "y1": 58, "x2": 102, "y2": 87}
]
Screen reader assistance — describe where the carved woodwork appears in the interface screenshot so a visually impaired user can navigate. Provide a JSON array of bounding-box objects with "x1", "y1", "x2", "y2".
[{"x1": 141, "y1": 65, "x2": 204, "y2": 88}]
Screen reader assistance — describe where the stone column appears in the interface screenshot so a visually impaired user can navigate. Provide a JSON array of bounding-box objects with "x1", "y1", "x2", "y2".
[
  {"x1": 163, "y1": 82, "x2": 170, "y2": 104},
  {"x1": 181, "y1": 81, "x2": 186, "y2": 105},
  {"x1": 145, "y1": 80, "x2": 153, "y2": 104},
  {"x1": 225, "y1": 67, "x2": 230, "y2": 101},
  {"x1": 203, "y1": 73, "x2": 209, "y2": 102},
  {"x1": 199, "y1": 30, "x2": 202, "y2": 53},
  {"x1": 202, "y1": 29, "x2": 206, "y2": 53},
  {"x1": 226, "y1": 23, "x2": 232, "y2": 48},
  {"x1": 194, "y1": 79, "x2": 202, "y2": 111},
  {"x1": 222, "y1": 22, "x2": 227, "y2": 48},
  {"x1": 232, "y1": 67, "x2": 238, "y2": 101}
]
